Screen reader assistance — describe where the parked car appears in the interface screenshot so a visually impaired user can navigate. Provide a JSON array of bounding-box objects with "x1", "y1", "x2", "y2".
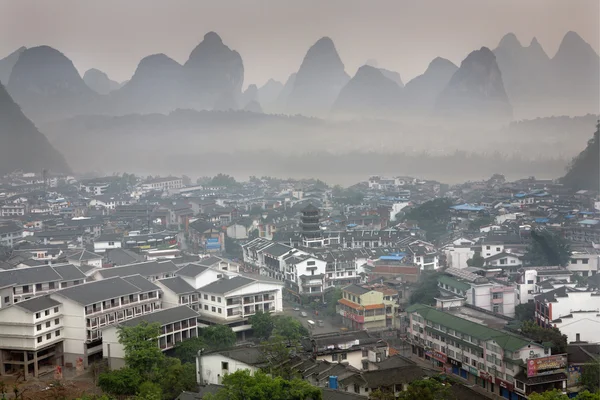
[
  {"x1": 293, "y1": 307, "x2": 300, "y2": 311},
  {"x1": 300, "y1": 311, "x2": 308, "y2": 317}
]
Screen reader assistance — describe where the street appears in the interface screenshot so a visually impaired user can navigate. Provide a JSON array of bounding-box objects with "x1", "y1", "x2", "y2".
[{"x1": 282, "y1": 301, "x2": 341, "y2": 336}]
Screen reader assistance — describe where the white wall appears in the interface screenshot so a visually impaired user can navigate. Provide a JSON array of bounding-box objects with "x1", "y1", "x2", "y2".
[
  {"x1": 553, "y1": 312, "x2": 600, "y2": 343},
  {"x1": 445, "y1": 246, "x2": 475, "y2": 270},
  {"x1": 199, "y1": 353, "x2": 258, "y2": 385},
  {"x1": 94, "y1": 241, "x2": 122, "y2": 254},
  {"x1": 49, "y1": 296, "x2": 86, "y2": 363}
]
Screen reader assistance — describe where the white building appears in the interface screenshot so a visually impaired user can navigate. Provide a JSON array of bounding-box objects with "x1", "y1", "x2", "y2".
[
  {"x1": 66, "y1": 250, "x2": 103, "y2": 268},
  {"x1": 310, "y1": 331, "x2": 388, "y2": 371},
  {"x1": 0, "y1": 204, "x2": 26, "y2": 217},
  {"x1": 140, "y1": 177, "x2": 183, "y2": 192},
  {"x1": 517, "y1": 267, "x2": 572, "y2": 304},
  {"x1": 154, "y1": 276, "x2": 201, "y2": 312},
  {"x1": 567, "y1": 250, "x2": 600, "y2": 277},
  {"x1": 197, "y1": 346, "x2": 266, "y2": 385},
  {"x1": 93, "y1": 233, "x2": 123, "y2": 254},
  {"x1": 92, "y1": 260, "x2": 180, "y2": 282},
  {"x1": 0, "y1": 296, "x2": 64, "y2": 378},
  {"x1": 50, "y1": 276, "x2": 162, "y2": 366},
  {"x1": 102, "y1": 305, "x2": 199, "y2": 370},
  {"x1": 0, "y1": 222, "x2": 22, "y2": 247}
]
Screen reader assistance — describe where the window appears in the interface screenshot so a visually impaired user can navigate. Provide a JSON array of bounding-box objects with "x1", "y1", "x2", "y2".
[
  {"x1": 486, "y1": 246, "x2": 491, "y2": 250},
  {"x1": 36, "y1": 284, "x2": 42, "y2": 291},
  {"x1": 45, "y1": 310, "x2": 49, "y2": 316},
  {"x1": 46, "y1": 321, "x2": 51, "y2": 328},
  {"x1": 204, "y1": 305, "x2": 208, "y2": 310},
  {"x1": 211, "y1": 307, "x2": 216, "y2": 312},
  {"x1": 527, "y1": 280, "x2": 534, "y2": 284},
  {"x1": 37, "y1": 324, "x2": 41, "y2": 331},
  {"x1": 353, "y1": 384, "x2": 360, "y2": 394},
  {"x1": 218, "y1": 308, "x2": 222, "y2": 314},
  {"x1": 332, "y1": 354, "x2": 339, "y2": 361},
  {"x1": 211, "y1": 296, "x2": 215, "y2": 301},
  {"x1": 496, "y1": 247, "x2": 501, "y2": 252},
  {"x1": 472, "y1": 359, "x2": 477, "y2": 367},
  {"x1": 307, "y1": 261, "x2": 316, "y2": 266},
  {"x1": 55, "y1": 318, "x2": 60, "y2": 325},
  {"x1": 55, "y1": 330, "x2": 60, "y2": 337},
  {"x1": 3, "y1": 296, "x2": 8, "y2": 304},
  {"x1": 204, "y1": 294, "x2": 208, "y2": 300},
  {"x1": 341, "y1": 353, "x2": 347, "y2": 360},
  {"x1": 583, "y1": 259, "x2": 589, "y2": 264},
  {"x1": 362, "y1": 349, "x2": 369, "y2": 357},
  {"x1": 35, "y1": 312, "x2": 40, "y2": 319},
  {"x1": 49, "y1": 282, "x2": 55, "y2": 289},
  {"x1": 37, "y1": 337, "x2": 42, "y2": 343},
  {"x1": 217, "y1": 297, "x2": 221, "y2": 303},
  {"x1": 46, "y1": 333, "x2": 52, "y2": 340},
  {"x1": 54, "y1": 307, "x2": 59, "y2": 313},
  {"x1": 221, "y1": 362, "x2": 229, "y2": 371}
]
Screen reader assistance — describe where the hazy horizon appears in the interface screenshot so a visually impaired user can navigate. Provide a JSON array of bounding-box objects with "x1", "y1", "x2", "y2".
[{"x1": 0, "y1": 0, "x2": 598, "y2": 87}]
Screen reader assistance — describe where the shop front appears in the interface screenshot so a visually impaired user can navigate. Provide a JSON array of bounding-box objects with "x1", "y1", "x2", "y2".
[
  {"x1": 496, "y1": 377, "x2": 518, "y2": 400},
  {"x1": 448, "y1": 357, "x2": 462, "y2": 376},
  {"x1": 425, "y1": 350, "x2": 447, "y2": 369}
]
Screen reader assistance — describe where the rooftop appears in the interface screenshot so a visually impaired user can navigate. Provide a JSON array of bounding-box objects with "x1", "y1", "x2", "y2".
[
  {"x1": 97, "y1": 260, "x2": 179, "y2": 279},
  {"x1": 52, "y1": 277, "x2": 147, "y2": 306},
  {"x1": 13, "y1": 295, "x2": 61, "y2": 313},
  {"x1": 119, "y1": 305, "x2": 198, "y2": 327},
  {"x1": 157, "y1": 276, "x2": 197, "y2": 294},
  {"x1": 199, "y1": 276, "x2": 255, "y2": 295}
]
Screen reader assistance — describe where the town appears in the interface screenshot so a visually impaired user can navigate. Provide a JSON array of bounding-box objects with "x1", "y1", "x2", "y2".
[{"x1": 0, "y1": 162, "x2": 599, "y2": 400}]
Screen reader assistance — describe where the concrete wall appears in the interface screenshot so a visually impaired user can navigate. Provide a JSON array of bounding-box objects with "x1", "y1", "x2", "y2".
[
  {"x1": 553, "y1": 312, "x2": 600, "y2": 343},
  {"x1": 199, "y1": 353, "x2": 258, "y2": 385}
]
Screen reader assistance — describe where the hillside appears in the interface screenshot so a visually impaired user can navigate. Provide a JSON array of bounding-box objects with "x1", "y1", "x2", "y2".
[{"x1": 562, "y1": 121, "x2": 600, "y2": 191}]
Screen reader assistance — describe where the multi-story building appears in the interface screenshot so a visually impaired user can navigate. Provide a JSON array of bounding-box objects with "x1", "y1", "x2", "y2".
[
  {"x1": 567, "y1": 249, "x2": 600, "y2": 277},
  {"x1": 438, "y1": 268, "x2": 518, "y2": 318},
  {"x1": 92, "y1": 260, "x2": 180, "y2": 282},
  {"x1": 517, "y1": 267, "x2": 572, "y2": 304},
  {"x1": 534, "y1": 286, "x2": 600, "y2": 342},
  {"x1": 196, "y1": 275, "x2": 284, "y2": 340},
  {"x1": 0, "y1": 296, "x2": 64, "y2": 378},
  {"x1": 308, "y1": 331, "x2": 388, "y2": 371},
  {"x1": 337, "y1": 284, "x2": 400, "y2": 331},
  {"x1": 140, "y1": 177, "x2": 183, "y2": 192},
  {"x1": 154, "y1": 276, "x2": 201, "y2": 312},
  {"x1": 0, "y1": 204, "x2": 26, "y2": 217},
  {"x1": 0, "y1": 221, "x2": 23, "y2": 247},
  {"x1": 50, "y1": 276, "x2": 161, "y2": 366},
  {"x1": 102, "y1": 305, "x2": 199, "y2": 369},
  {"x1": 406, "y1": 303, "x2": 567, "y2": 399}
]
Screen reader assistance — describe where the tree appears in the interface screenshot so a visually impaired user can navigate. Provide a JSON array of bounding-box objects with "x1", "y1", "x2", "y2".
[
  {"x1": 273, "y1": 315, "x2": 309, "y2": 344},
  {"x1": 249, "y1": 311, "x2": 275, "y2": 340},
  {"x1": 182, "y1": 175, "x2": 192, "y2": 186},
  {"x1": 136, "y1": 381, "x2": 162, "y2": 400},
  {"x1": 403, "y1": 198, "x2": 454, "y2": 243},
  {"x1": 118, "y1": 322, "x2": 164, "y2": 376},
  {"x1": 396, "y1": 378, "x2": 454, "y2": 400},
  {"x1": 206, "y1": 370, "x2": 322, "y2": 400},
  {"x1": 324, "y1": 288, "x2": 343, "y2": 317},
  {"x1": 520, "y1": 321, "x2": 568, "y2": 354},
  {"x1": 369, "y1": 389, "x2": 397, "y2": 400},
  {"x1": 201, "y1": 324, "x2": 236, "y2": 350},
  {"x1": 261, "y1": 335, "x2": 298, "y2": 379},
  {"x1": 174, "y1": 336, "x2": 205, "y2": 364},
  {"x1": 409, "y1": 272, "x2": 441, "y2": 306},
  {"x1": 514, "y1": 302, "x2": 535, "y2": 322},
  {"x1": 575, "y1": 391, "x2": 600, "y2": 400},
  {"x1": 468, "y1": 215, "x2": 495, "y2": 231},
  {"x1": 581, "y1": 360, "x2": 600, "y2": 393},
  {"x1": 98, "y1": 367, "x2": 142, "y2": 397},
  {"x1": 210, "y1": 173, "x2": 239, "y2": 188},
  {"x1": 466, "y1": 253, "x2": 485, "y2": 268},
  {"x1": 156, "y1": 357, "x2": 197, "y2": 400},
  {"x1": 524, "y1": 230, "x2": 571, "y2": 267},
  {"x1": 529, "y1": 389, "x2": 569, "y2": 400}
]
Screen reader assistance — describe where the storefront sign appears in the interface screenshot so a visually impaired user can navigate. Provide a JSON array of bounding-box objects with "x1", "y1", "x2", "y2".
[
  {"x1": 425, "y1": 350, "x2": 448, "y2": 364},
  {"x1": 448, "y1": 357, "x2": 462, "y2": 368},
  {"x1": 527, "y1": 355, "x2": 568, "y2": 377},
  {"x1": 469, "y1": 366, "x2": 479, "y2": 377},
  {"x1": 480, "y1": 370, "x2": 494, "y2": 382},
  {"x1": 495, "y1": 377, "x2": 514, "y2": 391}
]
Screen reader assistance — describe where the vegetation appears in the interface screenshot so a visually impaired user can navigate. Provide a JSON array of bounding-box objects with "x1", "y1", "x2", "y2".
[
  {"x1": 201, "y1": 324, "x2": 237, "y2": 350},
  {"x1": 562, "y1": 122, "x2": 599, "y2": 191},
  {"x1": 331, "y1": 185, "x2": 364, "y2": 205},
  {"x1": 514, "y1": 302, "x2": 535, "y2": 322},
  {"x1": 409, "y1": 272, "x2": 441, "y2": 306},
  {"x1": 402, "y1": 198, "x2": 453, "y2": 243},
  {"x1": 520, "y1": 321, "x2": 568, "y2": 354},
  {"x1": 205, "y1": 370, "x2": 322, "y2": 400},
  {"x1": 324, "y1": 287, "x2": 343, "y2": 317},
  {"x1": 249, "y1": 311, "x2": 275, "y2": 340},
  {"x1": 466, "y1": 253, "x2": 485, "y2": 268},
  {"x1": 248, "y1": 312, "x2": 308, "y2": 343},
  {"x1": 581, "y1": 360, "x2": 600, "y2": 393},
  {"x1": 468, "y1": 215, "x2": 495, "y2": 231},
  {"x1": 524, "y1": 230, "x2": 571, "y2": 267},
  {"x1": 396, "y1": 378, "x2": 454, "y2": 400},
  {"x1": 209, "y1": 173, "x2": 240, "y2": 188},
  {"x1": 529, "y1": 390, "x2": 600, "y2": 400},
  {"x1": 97, "y1": 322, "x2": 197, "y2": 400}
]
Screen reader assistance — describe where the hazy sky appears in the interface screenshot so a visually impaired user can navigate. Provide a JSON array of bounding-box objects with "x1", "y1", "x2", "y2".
[{"x1": 0, "y1": 0, "x2": 598, "y2": 88}]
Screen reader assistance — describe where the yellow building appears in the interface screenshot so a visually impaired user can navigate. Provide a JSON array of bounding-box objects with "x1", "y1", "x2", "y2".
[{"x1": 337, "y1": 284, "x2": 400, "y2": 331}]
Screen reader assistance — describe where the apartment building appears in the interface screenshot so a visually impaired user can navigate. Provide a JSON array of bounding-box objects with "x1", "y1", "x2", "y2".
[
  {"x1": 406, "y1": 304, "x2": 566, "y2": 399},
  {"x1": 438, "y1": 268, "x2": 518, "y2": 318},
  {"x1": 102, "y1": 305, "x2": 199, "y2": 369},
  {"x1": 93, "y1": 260, "x2": 180, "y2": 282},
  {"x1": 517, "y1": 267, "x2": 572, "y2": 304},
  {"x1": 0, "y1": 222, "x2": 23, "y2": 247},
  {"x1": 0, "y1": 264, "x2": 87, "y2": 306},
  {"x1": 308, "y1": 331, "x2": 388, "y2": 371},
  {"x1": 0, "y1": 296, "x2": 64, "y2": 378},
  {"x1": 535, "y1": 286, "x2": 600, "y2": 342},
  {"x1": 50, "y1": 276, "x2": 161, "y2": 366},
  {"x1": 567, "y1": 250, "x2": 600, "y2": 277},
  {"x1": 337, "y1": 284, "x2": 400, "y2": 331},
  {"x1": 140, "y1": 177, "x2": 183, "y2": 192},
  {"x1": 154, "y1": 276, "x2": 201, "y2": 311},
  {"x1": 196, "y1": 275, "x2": 284, "y2": 340}
]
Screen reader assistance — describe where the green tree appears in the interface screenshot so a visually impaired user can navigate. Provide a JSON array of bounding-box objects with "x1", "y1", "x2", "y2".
[
  {"x1": 466, "y1": 253, "x2": 485, "y2": 268},
  {"x1": 396, "y1": 378, "x2": 454, "y2": 400},
  {"x1": 369, "y1": 389, "x2": 396, "y2": 400},
  {"x1": 136, "y1": 381, "x2": 162, "y2": 400},
  {"x1": 118, "y1": 322, "x2": 164, "y2": 376},
  {"x1": 409, "y1": 272, "x2": 441, "y2": 306},
  {"x1": 206, "y1": 370, "x2": 322, "y2": 400},
  {"x1": 249, "y1": 311, "x2": 275, "y2": 340},
  {"x1": 174, "y1": 336, "x2": 205, "y2": 364},
  {"x1": 524, "y1": 230, "x2": 572, "y2": 267},
  {"x1": 210, "y1": 173, "x2": 239, "y2": 188},
  {"x1": 98, "y1": 367, "x2": 142, "y2": 397},
  {"x1": 324, "y1": 288, "x2": 343, "y2": 317},
  {"x1": 403, "y1": 198, "x2": 454, "y2": 243},
  {"x1": 581, "y1": 360, "x2": 600, "y2": 393},
  {"x1": 261, "y1": 335, "x2": 298, "y2": 380},
  {"x1": 468, "y1": 215, "x2": 495, "y2": 231},
  {"x1": 514, "y1": 303, "x2": 535, "y2": 322},
  {"x1": 273, "y1": 315, "x2": 309, "y2": 344},
  {"x1": 201, "y1": 324, "x2": 236, "y2": 350},
  {"x1": 575, "y1": 391, "x2": 600, "y2": 400},
  {"x1": 520, "y1": 321, "x2": 568, "y2": 354},
  {"x1": 529, "y1": 389, "x2": 569, "y2": 400},
  {"x1": 156, "y1": 357, "x2": 197, "y2": 400}
]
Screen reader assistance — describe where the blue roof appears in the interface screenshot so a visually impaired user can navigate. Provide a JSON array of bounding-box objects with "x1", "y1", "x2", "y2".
[
  {"x1": 579, "y1": 219, "x2": 600, "y2": 225},
  {"x1": 564, "y1": 215, "x2": 575, "y2": 219},
  {"x1": 514, "y1": 193, "x2": 527, "y2": 198},
  {"x1": 380, "y1": 255, "x2": 406, "y2": 261},
  {"x1": 535, "y1": 218, "x2": 550, "y2": 223},
  {"x1": 450, "y1": 203, "x2": 486, "y2": 212},
  {"x1": 347, "y1": 223, "x2": 358, "y2": 228}
]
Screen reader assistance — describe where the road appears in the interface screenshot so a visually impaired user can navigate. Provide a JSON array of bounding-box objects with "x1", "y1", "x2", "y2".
[{"x1": 282, "y1": 302, "x2": 341, "y2": 336}]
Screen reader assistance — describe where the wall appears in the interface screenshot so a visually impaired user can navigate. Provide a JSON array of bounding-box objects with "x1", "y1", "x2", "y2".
[
  {"x1": 50, "y1": 296, "x2": 86, "y2": 365},
  {"x1": 94, "y1": 241, "x2": 122, "y2": 254},
  {"x1": 315, "y1": 348, "x2": 364, "y2": 371},
  {"x1": 446, "y1": 246, "x2": 475, "y2": 270},
  {"x1": 553, "y1": 312, "x2": 600, "y2": 343},
  {"x1": 102, "y1": 325, "x2": 126, "y2": 369},
  {"x1": 199, "y1": 354, "x2": 258, "y2": 385}
]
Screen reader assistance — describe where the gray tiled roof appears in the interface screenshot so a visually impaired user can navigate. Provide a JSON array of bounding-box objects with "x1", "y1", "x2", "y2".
[
  {"x1": 157, "y1": 276, "x2": 196, "y2": 294},
  {"x1": 196, "y1": 256, "x2": 222, "y2": 267},
  {"x1": 198, "y1": 276, "x2": 255, "y2": 295},
  {"x1": 123, "y1": 275, "x2": 160, "y2": 292},
  {"x1": 52, "y1": 264, "x2": 87, "y2": 281},
  {"x1": 120, "y1": 305, "x2": 198, "y2": 327},
  {"x1": 67, "y1": 250, "x2": 102, "y2": 262},
  {"x1": 52, "y1": 277, "x2": 143, "y2": 306},
  {"x1": 176, "y1": 263, "x2": 209, "y2": 278},
  {"x1": 106, "y1": 248, "x2": 145, "y2": 266},
  {"x1": 14, "y1": 295, "x2": 61, "y2": 313},
  {"x1": 0, "y1": 266, "x2": 62, "y2": 287},
  {"x1": 98, "y1": 260, "x2": 179, "y2": 279}
]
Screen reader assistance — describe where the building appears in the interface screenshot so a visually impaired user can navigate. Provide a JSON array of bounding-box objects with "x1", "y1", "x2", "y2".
[
  {"x1": 337, "y1": 284, "x2": 400, "y2": 331},
  {"x1": 0, "y1": 296, "x2": 64, "y2": 378},
  {"x1": 1, "y1": 204, "x2": 26, "y2": 217},
  {"x1": 102, "y1": 305, "x2": 199, "y2": 369},
  {"x1": 307, "y1": 331, "x2": 389, "y2": 371},
  {"x1": 406, "y1": 303, "x2": 566, "y2": 400},
  {"x1": 80, "y1": 179, "x2": 113, "y2": 196},
  {"x1": 66, "y1": 250, "x2": 103, "y2": 268},
  {"x1": 0, "y1": 221, "x2": 23, "y2": 247},
  {"x1": 154, "y1": 276, "x2": 201, "y2": 311},
  {"x1": 93, "y1": 233, "x2": 123, "y2": 254},
  {"x1": 92, "y1": 260, "x2": 180, "y2": 282},
  {"x1": 189, "y1": 220, "x2": 225, "y2": 253},
  {"x1": 196, "y1": 346, "x2": 268, "y2": 385},
  {"x1": 567, "y1": 250, "x2": 600, "y2": 278},
  {"x1": 49, "y1": 276, "x2": 161, "y2": 366},
  {"x1": 535, "y1": 286, "x2": 600, "y2": 342},
  {"x1": 140, "y1": 177, "x2": 183, "y2": 192}
]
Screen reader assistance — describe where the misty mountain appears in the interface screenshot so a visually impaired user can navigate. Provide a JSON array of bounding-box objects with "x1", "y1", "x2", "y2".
[
  {"x1": 403, "y1": 57, "x2": 457, "y2": 116},
  {"x1": 286, "y1": 37, "x2": 350, "y2": 116},
  {"x1": 0, "y1": 46, "x2": 26, "y2": 85},
  {"x1": 551, "y1": 31, "x2": 600, "y2": 116},
  {"x1": 6, "y1": 46, "x2": 99, "y2": 124},
  {"x1": 332, "y1": 65, "x2": 403, "y2": 117},
  {"x1": 0, "y1": 83, "x2": 70, "y2": 174},
  {"x1": 379, "y1": 68, "x2": 403, "y2": 88},
  {"x1": 257, "y1": 79, "x2": 283, "y2": 112},
  {"x1": 435, "y1": 47, "x2": 512, "y2": 121},
  {"x1": 276, "y1": 73, "x2": 296, "y2": 110},
  {"x1": 83, "y1": 68, "x2": 123, "y2": 95},
  {"x1": 110, "y1": 54, "x2": 191, "y2": 114},
  {"x1": 184, "y1": 31, "x2": 244, "y2": 110},
  {"x1": 243, "y1": 100, "x2": 263, "y2": 113},
  {"x1": 241, "y1": 84, "x2": 258, "y2": 108},
  {"x1": 561, "y1": 121, "x2": 599, "y2": 191}
]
